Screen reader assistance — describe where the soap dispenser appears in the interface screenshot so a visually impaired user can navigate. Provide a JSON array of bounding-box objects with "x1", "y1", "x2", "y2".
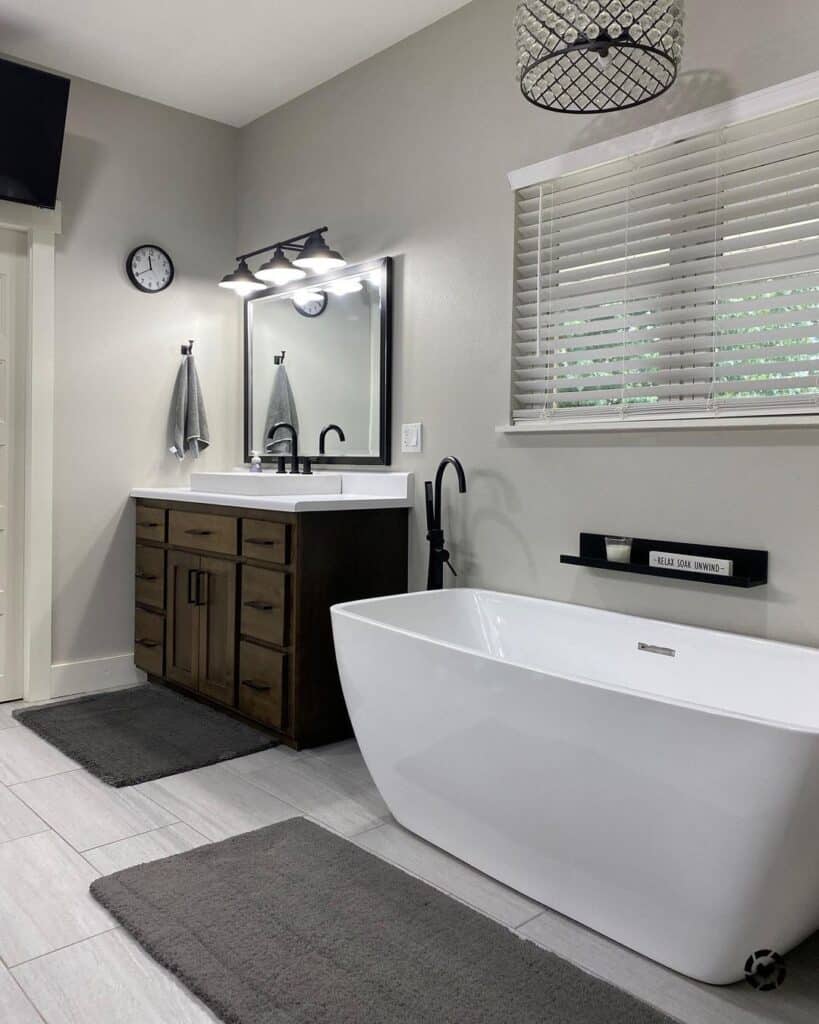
[{"x1": 249, "y1": 452, "x2": 263, "y2": 473}]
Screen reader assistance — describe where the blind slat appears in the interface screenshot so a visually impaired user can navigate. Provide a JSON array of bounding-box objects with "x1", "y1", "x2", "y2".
[{"x1": 512, "y1": 96, "x2": 819, "y2": 424}]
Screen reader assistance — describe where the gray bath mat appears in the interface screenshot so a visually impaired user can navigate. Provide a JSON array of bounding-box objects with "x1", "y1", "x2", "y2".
[
  {"x1": 91, "y1": 817, "x2": 676, "y2": 1024},
  {"x1": 13, "y1": 685, "x2": 276, "y2": 787}
]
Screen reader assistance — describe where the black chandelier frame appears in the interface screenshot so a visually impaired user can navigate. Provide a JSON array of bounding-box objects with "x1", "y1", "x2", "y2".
[{"x1": 520, "y1": 35, "x2": 678, "y2": 114}]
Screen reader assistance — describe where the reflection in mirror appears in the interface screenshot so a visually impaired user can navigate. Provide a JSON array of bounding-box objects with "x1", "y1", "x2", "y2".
[{"x1": 245, "y1": 258, "x2": 391, "y2": 465}]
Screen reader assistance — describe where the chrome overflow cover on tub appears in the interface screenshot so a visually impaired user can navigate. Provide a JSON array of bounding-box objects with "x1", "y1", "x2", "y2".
[{"x1": 638, "y1": 643, "x2": 676, "y2": 658}]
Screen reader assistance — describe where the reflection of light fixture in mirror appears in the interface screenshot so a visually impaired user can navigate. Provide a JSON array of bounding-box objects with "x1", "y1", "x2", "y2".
[
  {"x1": 218, "y1": 258, "x2": 266, "y2": 297},
  {"x1": 293, "y1": 232, "x2": 346, "y2": 274},
  {"x1": 328, "y1": 277, "x2": 363, "y2": 296},
  {"x1": 292, "y1": 289, "x2": 324, "y2": 309},
  {"x1": 256, "y1": 247, "x2": 307, "y2": 286}
]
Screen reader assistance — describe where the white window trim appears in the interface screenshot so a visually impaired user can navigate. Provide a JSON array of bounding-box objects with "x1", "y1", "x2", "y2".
[
  {"x1": 0, "y1": 199, "x2": 60, "y2": 702},
  {"x1": 502, "y1": 70, "x2": 819, "y2": 434}
]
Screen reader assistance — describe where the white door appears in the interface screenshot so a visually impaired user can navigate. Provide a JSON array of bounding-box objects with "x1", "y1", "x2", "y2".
[{"x1": 0, "y1": 228, "x2": 26, "y2": 702}]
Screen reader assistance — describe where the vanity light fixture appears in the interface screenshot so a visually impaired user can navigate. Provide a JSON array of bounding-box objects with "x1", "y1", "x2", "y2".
[
  {"x1": 292, "y1": 231, "x2": 346, "y2": 274},
  {"x1": 256, "y1": 247, "x2": 307, "y2": 286},
  {"x1": 514, "y1": 0, "x2": 685, "y2": 114},
  {"x1": 218, "y1": 258, "x2": 266, "y2": 297},
  {"x1": 219, "y1": 227, "x2": 346, "y2": 296}
]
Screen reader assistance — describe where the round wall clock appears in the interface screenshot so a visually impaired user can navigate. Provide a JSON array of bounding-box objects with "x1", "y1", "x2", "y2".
[
  {"x1": 293, "y1": 291, "x2": 328, "y2": 318},
  {"x1": 126, "y1": 245, "x2": 175, "y2": 293}
]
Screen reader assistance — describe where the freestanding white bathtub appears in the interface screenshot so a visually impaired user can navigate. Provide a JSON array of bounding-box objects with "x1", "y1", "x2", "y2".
[{"x1": 331, "y1": 588, "x2": 819, "y2": 985}]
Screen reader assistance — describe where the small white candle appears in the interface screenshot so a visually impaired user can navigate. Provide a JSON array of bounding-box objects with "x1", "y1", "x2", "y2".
[{"x1": 605, "y1": 537, "x2": 633, "y2": 563}]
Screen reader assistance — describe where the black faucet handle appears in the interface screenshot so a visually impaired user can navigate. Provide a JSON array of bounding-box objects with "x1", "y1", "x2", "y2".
[
  {"x1": 301, "y1": 457, "x2": 313, "y2": 475},
  {"x1": 276, "y1": 457, "x2": 287, "y2": 475},
  {"x1": 443, "y1": 550, "x2": 458, "y2": 577}
]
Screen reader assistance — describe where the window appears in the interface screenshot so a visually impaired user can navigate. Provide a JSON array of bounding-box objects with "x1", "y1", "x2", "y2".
[{"x1": 510, "y1": 93, "x2": 819, "y2": 428}]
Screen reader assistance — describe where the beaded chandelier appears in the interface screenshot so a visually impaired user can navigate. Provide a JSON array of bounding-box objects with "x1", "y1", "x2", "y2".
[{"x1": 515, "y1": 1, "x2": 685, "y2": 114}]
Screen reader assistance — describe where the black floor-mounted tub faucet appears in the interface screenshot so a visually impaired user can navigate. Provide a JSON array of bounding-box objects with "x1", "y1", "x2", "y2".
[{"x1": 425, "y1": 456, "x2": 467, "y2": 590}]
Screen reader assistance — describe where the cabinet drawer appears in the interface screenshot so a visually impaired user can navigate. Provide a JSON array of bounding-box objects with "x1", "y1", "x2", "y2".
[
  {"x1": 135, "y1": 608, "x2": 164, "y2": 677},
  {"x1": 242, "y1": 519, "x2": 289, "y2": 565},
  {"x1": 239, "y1": 642, "x2": 286, "y2": 730},
  {"x1": 136, "y1": 505, "x2": 166, "y2": 543},
  {"x1": 241, "y1": 565, "x2": 288, "y2": 648},
  {"x1": 135, "y1": 545, "x2": 165, "y2": 610},
  {"x1": 169, "y1": 510, "x2": 237, "y2": 556}
]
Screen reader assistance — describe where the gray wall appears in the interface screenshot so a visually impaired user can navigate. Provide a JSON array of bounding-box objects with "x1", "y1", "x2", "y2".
[
  {"x1": 237, "y1": 0, "x2": 819, "y2": 645},
  {"x1": 53, "y1": 78, "x2": 238, "y2": 666}
]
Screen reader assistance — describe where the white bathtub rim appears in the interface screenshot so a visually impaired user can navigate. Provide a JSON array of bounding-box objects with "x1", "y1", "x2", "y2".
[{"x1": 331, "y1": 588, "x2": 819, "y2": 737}]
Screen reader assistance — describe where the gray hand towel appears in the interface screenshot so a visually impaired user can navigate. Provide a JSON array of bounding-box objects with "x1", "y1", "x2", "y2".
[
  {"x1": 264, "y1": 364, "x2": 298, "y2": 454},
  {"x1": 168, "y1": 355, "x2": 210, "y2": 460}
]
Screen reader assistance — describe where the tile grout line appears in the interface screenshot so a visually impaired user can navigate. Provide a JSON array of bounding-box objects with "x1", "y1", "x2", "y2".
[
  {"x1": 77, "y1": 818, "x2": 197, "y2": 864},
  {"x1": 1, "y1": 766, "x2": 82, "y2": 788},
  {"x1": 513, "y1": 909, "x2": 548, "y2": 931},
  {"x1": 0, "y1": 823, "x2": 52, "y2": 847},
  {"x1": 9, "y1": 924, "x2": 122, "y2": 972},
  {"x1": 7, "y1": 972, "x2": 47, "y2": 1024}
]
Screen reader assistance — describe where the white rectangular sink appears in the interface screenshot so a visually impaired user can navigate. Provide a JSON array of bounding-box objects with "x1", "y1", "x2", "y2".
[{"x1": 189, "y1": 471, "x2": 342, "y2": 497}]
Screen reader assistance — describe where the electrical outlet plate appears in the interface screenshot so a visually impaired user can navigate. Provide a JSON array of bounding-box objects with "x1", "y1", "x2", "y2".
[{"x1": 401, "y1": 422, "x2": 423, "y2": 454}]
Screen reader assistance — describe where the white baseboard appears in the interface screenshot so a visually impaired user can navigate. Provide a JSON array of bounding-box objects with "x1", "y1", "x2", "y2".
[{"x1": 50, "y1": 653, "x2": 146, "y2": 700}]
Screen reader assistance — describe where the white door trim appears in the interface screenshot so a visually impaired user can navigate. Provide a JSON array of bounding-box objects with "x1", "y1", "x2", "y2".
[{"x1": 0, "y1": 200, "x2": 61, "y2": 702}]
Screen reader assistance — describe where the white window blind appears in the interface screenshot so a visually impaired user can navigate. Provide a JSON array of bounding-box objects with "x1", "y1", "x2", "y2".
[{"x1": 512, "y1": 98, "x2": 819, "y2": 426}]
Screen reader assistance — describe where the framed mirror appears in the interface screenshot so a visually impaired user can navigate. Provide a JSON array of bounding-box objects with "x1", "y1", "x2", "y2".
[{"x1": 244, "y1": 257, "x2": 392, "y2": 465}]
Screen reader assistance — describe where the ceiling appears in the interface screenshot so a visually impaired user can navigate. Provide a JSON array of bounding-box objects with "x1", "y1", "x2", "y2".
[{"x1": 0, "y1": 0, "x2": 472, "y2": 126}]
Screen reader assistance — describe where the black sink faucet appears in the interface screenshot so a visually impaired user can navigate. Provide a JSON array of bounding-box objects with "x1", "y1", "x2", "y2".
[
  {"x1": 266, "y1": 421, "x2": 299, "y2": 474},
  {"x1": 425, "y1": 456, "x2": 467, "y2": 591},
  {"x1": 319, "y1": 424, "x2": 346, "y2": 455}
]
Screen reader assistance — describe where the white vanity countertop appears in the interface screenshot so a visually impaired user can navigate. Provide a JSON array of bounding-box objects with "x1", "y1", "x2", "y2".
[{"x1": 131, "y1": 472, "x2": 414, "y2": 512}]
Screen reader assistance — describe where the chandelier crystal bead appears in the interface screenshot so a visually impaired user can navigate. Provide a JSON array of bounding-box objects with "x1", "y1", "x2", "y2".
[{"x1": 515, "y1": 0, "x2": 685, "y2": 113}]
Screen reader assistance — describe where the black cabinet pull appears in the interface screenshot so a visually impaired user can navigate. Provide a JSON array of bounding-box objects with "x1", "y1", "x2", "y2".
[
  {"x1": 241, "y1": 680, "x2": 271, "y2": 693},
  {"x1": 135, "y1": 571, "x2": 158, "y2": 581},
  {"x1": 136, "y1": 638, "x2": 161, "y2": 649},
  {"x1": 244, "y1": 600, "x2": 274, "y2": 612},
  {"x1": 185, "y1": 529, "x2": 214, "y2": 536},
  {"x1": 187, "y1": 569, "x2": 198, "y2": 605},
  {"x1": 197, "y1": 571, "x2": 209, "y2": 607},
  {"x1": 138, "y1": 521, "x2": 162, "y2": 528},
  {"x1": 246, "y1": 539, "x2": 276, "y2": 547}
]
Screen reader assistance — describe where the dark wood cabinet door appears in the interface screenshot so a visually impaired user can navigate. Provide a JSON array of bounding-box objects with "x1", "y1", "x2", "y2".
[
  {"x1": 165, "y1": 550, "x2": 200, "y2": 691},
  {"x1": 197, "y1": 558, "x2": 237, "y2": 707}
]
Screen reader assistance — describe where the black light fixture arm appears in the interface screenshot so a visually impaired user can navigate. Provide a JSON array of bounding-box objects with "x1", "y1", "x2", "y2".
[{"x1": 236, "y1": 227, "x2": 329, "y2": 264}]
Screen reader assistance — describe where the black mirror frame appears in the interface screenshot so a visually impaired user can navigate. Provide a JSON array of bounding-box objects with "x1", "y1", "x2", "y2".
[{"x1": 243, "y1": 256, "x2": 392, "y2": 467}]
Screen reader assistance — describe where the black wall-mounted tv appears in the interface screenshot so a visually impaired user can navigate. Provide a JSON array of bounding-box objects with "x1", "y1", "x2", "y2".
[{"x1": 0, "y1": 57, "x2": 70, "y2": 210}]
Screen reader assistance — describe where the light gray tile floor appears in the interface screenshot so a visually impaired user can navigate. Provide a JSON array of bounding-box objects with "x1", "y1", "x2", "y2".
[
  {"x1": 12, "y1": 771, "x2": 177, "y2": 851},
  {"x1": 1, "y1": 705, "x2": 816, "y2": 1024},
  {"x1": 0, "y1": 783, "x2": 49, "y2": 844}
]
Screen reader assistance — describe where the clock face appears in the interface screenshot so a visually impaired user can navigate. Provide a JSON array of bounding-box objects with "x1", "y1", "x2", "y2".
[
  {"x1": 126, "y1": 245, "x2": 174, "y2": 293},
  {"x1": 293, "y1": 291, "x2": 328, "y2": 318}
]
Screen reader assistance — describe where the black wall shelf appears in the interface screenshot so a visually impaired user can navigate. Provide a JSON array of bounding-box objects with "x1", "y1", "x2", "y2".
[{"x1": 561, "y1": 534, "x2": 768, "y2": 589}]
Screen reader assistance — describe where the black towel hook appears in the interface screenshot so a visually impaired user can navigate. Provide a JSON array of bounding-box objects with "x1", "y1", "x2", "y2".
[
  {"x1": 274, "y1": 350, "x2": 286, "y2": 365},
  {"x1": 181, "y1": 339, "x2": 195, "y2": 355}
]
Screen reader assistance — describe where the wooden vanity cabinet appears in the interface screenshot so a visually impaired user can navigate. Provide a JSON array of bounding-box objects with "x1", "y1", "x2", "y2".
[{"x1": 134, "y1": 498, "x2": 408, "y2": 749}]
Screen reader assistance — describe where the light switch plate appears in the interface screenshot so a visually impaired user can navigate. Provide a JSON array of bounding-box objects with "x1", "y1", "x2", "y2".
[{"x1": 401, "y1": 422, "x2": 423, "y2": 454}]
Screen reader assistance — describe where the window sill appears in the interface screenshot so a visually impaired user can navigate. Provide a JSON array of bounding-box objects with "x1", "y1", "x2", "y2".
[{"x1": 496, "y1": 414, "x2": 819, "y2": 434}]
